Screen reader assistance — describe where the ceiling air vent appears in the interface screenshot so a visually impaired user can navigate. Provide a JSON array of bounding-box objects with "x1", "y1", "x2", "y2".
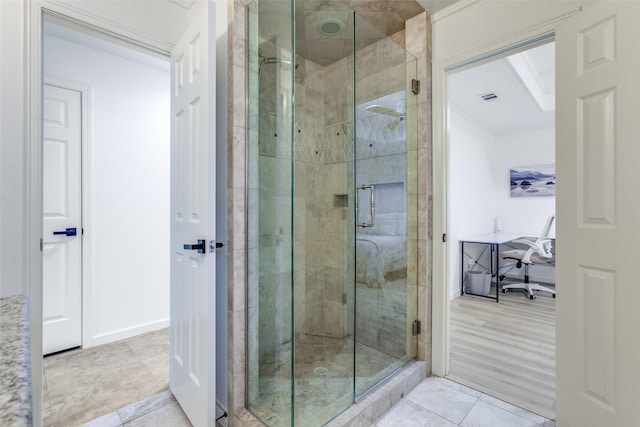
[{"x1": 479, "y1": 92, "x2": 498, "y2": 102}]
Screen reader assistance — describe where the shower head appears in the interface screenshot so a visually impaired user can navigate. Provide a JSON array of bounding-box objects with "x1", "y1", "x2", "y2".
[
  {"x1": 258, "y1": 57, "x2": 299, "y2": 81},
  {"x1": 365, "y1": 105, "x2": 405, "y2": 117},
  {"x1": 366, "y1": 101, "x2": 407, "y2": 131},
  {"x1": 260, "y1": 57, "x2": 298, "y2": 68},
  {"x1": 259, "y1": 58, "x2": 298, "y2": 70}
]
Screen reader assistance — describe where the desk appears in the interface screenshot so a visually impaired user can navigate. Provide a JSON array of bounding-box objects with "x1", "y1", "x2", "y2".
[{"x1": 460, "y1": 233, "x2": 523, "y2": 302}]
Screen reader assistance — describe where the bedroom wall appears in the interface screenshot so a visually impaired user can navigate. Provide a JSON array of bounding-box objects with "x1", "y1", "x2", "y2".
[
  {"x1": 449, "y1": 109, "x2": 556, "y2": 298},
  {"x1": 492, "y1": 128, "x2": 556, "y2": 236},
  {"x1": 44, "y1": 33, "x2": 171, "y2": 344},
  {"x1": 449, "y1": 110, "x2": 496, "y2": 298}
]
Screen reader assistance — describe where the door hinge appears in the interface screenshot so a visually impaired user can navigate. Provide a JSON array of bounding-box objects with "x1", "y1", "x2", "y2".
[
  {"x1": 40, "y1": 238, "x2": 43, "y2": 252},
  {"x1": 442, "y1": 233, "x2": 447, "y2": 243},
  {"x1": 412, "y1": 320, "x2": 422, "y2": 336},
  {"x1": 411, "y1": 79, "x2": 420, "y2": 95}
]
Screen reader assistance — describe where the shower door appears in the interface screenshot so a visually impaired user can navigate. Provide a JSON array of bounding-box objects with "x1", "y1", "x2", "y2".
[
  {"x1": 352, "y1": 14, "x2": 418, "y2": 397},
  {"x1": 246, "y1": 1, "x2": 418, "y2": 425}
]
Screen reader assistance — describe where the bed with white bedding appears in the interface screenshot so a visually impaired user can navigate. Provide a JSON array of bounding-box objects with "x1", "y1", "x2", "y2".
[{"x1": 355, "y1": 213, "x2": 407, "y2": 288}]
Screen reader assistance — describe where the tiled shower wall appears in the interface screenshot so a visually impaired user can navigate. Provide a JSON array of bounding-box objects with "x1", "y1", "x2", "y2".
[
  {"x1": 297, "y1": 54, "x2": 352, "y2": 341},
  {"x1": 254, "y1": 34, "x2": 418, "y2": 341},
  {"x1": 406, "y1": 10, "x2": 432, "y2": 369},
  {"x1": 227, "y1": 1, "x2": 432, "y2": 424},
  {"x1": 250, "y1": 40, "x2": 351, "y2": 347}
]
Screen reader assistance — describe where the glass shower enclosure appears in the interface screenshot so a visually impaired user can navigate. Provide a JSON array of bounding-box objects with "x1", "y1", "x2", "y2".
[{"x1": 247, "y1": 1, "x2": 419, "y2": 425}]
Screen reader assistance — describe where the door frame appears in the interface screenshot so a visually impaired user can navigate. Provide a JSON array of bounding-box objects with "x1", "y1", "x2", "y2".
[
  {"x1": 43, "y1": 76, "x2": 92, "y2": 350},
  {"x1": 27, "y1": 2, "x2": 174, "y2": 424},
  {"x1": 430, "y1": 2, "x2": 582, "y2": 376}
]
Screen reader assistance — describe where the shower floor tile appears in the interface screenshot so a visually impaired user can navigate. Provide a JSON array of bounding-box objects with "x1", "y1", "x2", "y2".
[{"x1": 249, "y1": 334, "x2": 410, "y2": 427}]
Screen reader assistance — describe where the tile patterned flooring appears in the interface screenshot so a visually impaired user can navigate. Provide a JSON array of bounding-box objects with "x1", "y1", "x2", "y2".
[
  {"x1": 376, "y1": 377, "x2": 556, "y2": 427},
  {"x1": 249, "y1": 334, "x2": 409, "y2": 426},
  {"x1": 43, "y1": 328, "x2": 170, "y2": 426},
  {"x1": 77, "y1": 390, "x2": 191, "y2": 427},
  {"x1": 45, "y1": 327, "x2": 555, "y2": 426},
  {"x1": 78, "y1": 376, "x2": 555, "y2": 427}
]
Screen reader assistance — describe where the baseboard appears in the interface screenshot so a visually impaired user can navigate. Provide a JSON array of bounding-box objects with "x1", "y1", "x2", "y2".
[
  {"x1": 89, "y1": 318, "x2": 170, "y2": 347},
  {"x1": 502, "y1": 274, "x2": 556, "y2": 287},
  {"x1": 451, "y1": 277, "x2": 555, "y2": 300}
]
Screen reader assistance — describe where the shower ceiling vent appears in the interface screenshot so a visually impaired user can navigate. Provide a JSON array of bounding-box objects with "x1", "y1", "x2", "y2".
[
  {"x1": 479, "y1": 92, "x2": 499, "y2": 102},
  {"x1": 317, "y1": 17, "x2": 345, "y2": 36}
]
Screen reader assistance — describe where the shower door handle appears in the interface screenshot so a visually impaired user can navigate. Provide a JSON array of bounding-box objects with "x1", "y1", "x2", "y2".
[{"x1": 356, "y1": 184, "x2": 375, "y2": 228}]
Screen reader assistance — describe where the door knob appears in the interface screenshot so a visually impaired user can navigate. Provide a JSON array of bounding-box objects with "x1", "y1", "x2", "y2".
[
  {"x1": 183, "y1": 239, "x2": 206, "y2": 254},
  {"x1": 53, "y1": 227, "x2": 77, "y2": 237}
]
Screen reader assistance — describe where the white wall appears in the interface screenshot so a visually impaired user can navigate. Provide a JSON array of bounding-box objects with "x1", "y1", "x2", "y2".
[
  {"x1": 449, "y1": 109, "x2": 555, "y2": 297},
  {"x1": 449, "y1": 110, "x2": 496, "y2": 297},
  {"x1": 432, "y1": 1, "x2": 585, "y2": 61},
  {"x1": 0, "y1": 0, "x2": 187, "y2": 300},
  {"x1": 44, "y1": 34, "x2": 171, "y2": 344},
  {"x1": 491, "y1": 127, "x2": 556, "y2": 236},
  {"x1": 0, "y1": 2, "x2": 190, "y2": 423},
  {"x1": 0, "y1": 0, "x2": 27, "y2": 298},
  {"x1": 44, "y1": 0, "x2": 189, "y2": 51}
]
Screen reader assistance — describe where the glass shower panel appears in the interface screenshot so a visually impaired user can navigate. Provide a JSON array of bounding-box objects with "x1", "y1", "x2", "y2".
[
  {"x1": 353, "y1": 14, "x2": 418, "y2": 397},
  {"x1": 247, "y1": 0, "x2": 295, "y2": 425},
  {"x1": 248, "y1": 1, "x2": 419, "y2": 425},
  {"x1": 292, "y1": 3, "x2": 356, "y2": 425}
]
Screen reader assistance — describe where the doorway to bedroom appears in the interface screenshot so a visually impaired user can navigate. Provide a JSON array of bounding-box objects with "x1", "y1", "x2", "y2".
[{"x1": 446, "y1": 39, "x2": 557, "y2": 419}]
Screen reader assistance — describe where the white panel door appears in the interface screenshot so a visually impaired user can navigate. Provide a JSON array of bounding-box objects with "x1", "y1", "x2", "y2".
[
  {"x1": 556, "y1": 2, "x2": 640, "y2": 425},
  {"x1": 42, "y1": 84, "x2": 82, "y2": 355},
  {"x1": 169, "y1": 2, "x2": 216, "y2": 426}
]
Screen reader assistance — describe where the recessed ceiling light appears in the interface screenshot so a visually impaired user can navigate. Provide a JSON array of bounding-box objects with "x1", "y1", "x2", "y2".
[{"x1": 317, "y1": 18, "x2": 345, "y2": 36}]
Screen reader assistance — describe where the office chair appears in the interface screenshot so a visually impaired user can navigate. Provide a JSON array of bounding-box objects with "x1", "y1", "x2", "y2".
[{"x1": 501, "y1": 214, "x2": 556, "y2": 299}]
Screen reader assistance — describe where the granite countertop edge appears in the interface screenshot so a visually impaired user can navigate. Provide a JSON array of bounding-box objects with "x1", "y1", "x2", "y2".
[{"x1": 0, "y1": 295, "x2": 32, "y2": 427}]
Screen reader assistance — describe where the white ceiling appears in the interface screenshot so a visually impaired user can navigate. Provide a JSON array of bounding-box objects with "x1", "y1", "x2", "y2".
[
  {"x1": 46, "y1": 0, "x2": 552, "y2": 138},
  {"x1": 448, "y1": 41, "x2": 555, "y2": 136},
  {"x1": 43, "y1": 19, "x2": 169, "y2": 72}
]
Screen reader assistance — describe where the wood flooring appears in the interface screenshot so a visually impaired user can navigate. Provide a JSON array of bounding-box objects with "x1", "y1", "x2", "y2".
[{"x1": 447, "y1": 286, "x2": 556, "y2": 420}]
